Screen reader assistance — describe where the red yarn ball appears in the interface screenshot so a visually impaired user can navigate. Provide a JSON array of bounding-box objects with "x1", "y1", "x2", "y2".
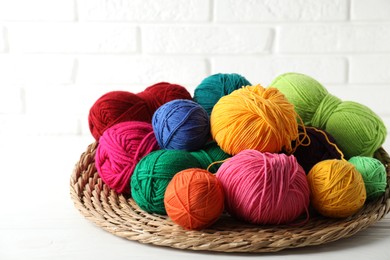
[
  {"x1": 88, "y1": 91, "x2": 150, "y2": 140},
  {"x1": 88, "y1": 82, "x2": 192, "y2": 140},
  {"x1": 138, "y1": 82, "x2": 193, "y2": 113},
  {"x1": 95, "y1": 121, "x2": 159, "y2": 194}
]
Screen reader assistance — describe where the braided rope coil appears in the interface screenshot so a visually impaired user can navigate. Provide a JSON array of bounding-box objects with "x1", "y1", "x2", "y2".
[{"x1": 70, "y1": 142, "x2": 390, "y2": 253}]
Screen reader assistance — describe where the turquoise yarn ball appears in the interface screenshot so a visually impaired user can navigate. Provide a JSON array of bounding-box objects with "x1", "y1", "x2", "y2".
[{"x1": 194, "y1": 73, "x2": 251, "y2": 115}]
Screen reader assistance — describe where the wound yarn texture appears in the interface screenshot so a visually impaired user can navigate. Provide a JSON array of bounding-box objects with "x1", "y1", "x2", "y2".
[
  {"x1": 88, "y1": 82, "x2": 192, "y2": 140},
  {"x1": 164, "y1": 168, "x2": 225, "y2": 230},
  {"x1": 130, "y1": 150, "x2": 202, "y2": 214},
  {"x1": 271, "y1": 72, "x2": 387, "y2": 158},
  {"x1": 152, "y1": 99, "x2": 210, "y2": 151},
  {"x1": 95, "y1": 121, "x2": 159, "y2": 194},
  {"x1": 292, "y1": 126, "x2": 343, "y2": 174},
  {"x1": 211, "y1": 85, "x2": 298, "y2": 155},
  {"x1": 307, "y1": 159, "x2": 367, "y2": 218},
  {"x1": 216, "y1": 150, "x2": 310, "y2": 225},
  {"x1": 194, "y1": 73, "x2": 251, "y2": 115},
  {"x1": 348, "y1": 156, "x2": 387, "y2": 200},
  {"x1": 131, "y1": 144, "x2": 231, "y2": 214},
  {"x1": 189, "y1": 142, "x2": 231, "y2": 173}
]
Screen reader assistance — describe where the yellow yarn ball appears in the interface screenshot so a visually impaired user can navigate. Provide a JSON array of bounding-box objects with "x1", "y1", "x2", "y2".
[
  {"x1": 307, "y1": 159, "x2": 367, "y2": 218},
  {"x1": 210, "y1": 85, "x2": 298, "y2": 155}
]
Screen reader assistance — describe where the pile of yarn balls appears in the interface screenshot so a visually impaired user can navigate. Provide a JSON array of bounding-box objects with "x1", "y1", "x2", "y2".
[{"x1": 89, "y1": 72, "x2": 388, "y2": 231}]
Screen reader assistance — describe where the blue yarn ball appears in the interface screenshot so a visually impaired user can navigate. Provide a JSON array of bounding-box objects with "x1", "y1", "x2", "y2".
[
  {"x1": 194, "y1": 73, "x2": 251, "y2": 115},
  {"x1": 152, "y1": 99, "x2": 210, "y2": 151}
]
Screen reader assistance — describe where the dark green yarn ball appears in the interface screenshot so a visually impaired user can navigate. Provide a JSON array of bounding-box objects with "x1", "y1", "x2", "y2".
[
  {"x1": 131, "y1": 149, "x2": 202, "y2": 214},
  {"x1": 190, "y1": 142, "x2": 231, "y2": 173}
]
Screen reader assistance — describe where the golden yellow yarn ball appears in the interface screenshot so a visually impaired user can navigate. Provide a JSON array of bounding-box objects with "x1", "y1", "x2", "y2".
[
  {"x1": 307, "y1": 159, "x2": 367, "y2": 218},
  {"x1": 210, "y1": 85, "x2": 298, "y2": 155}
]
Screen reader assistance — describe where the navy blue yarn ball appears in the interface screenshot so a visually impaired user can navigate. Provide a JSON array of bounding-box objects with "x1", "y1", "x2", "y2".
[
  {"x1": 152, "y1": 99, "x2": 210, "y2": 151},
  {"x1": 194, "y1": 73, "x2": 251, "y2": 115}
]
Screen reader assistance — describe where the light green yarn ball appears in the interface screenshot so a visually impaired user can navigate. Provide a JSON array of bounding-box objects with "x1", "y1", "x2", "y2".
[
  {"x1": 271, "y1": 72, "x2": 328, "y2": 125},
  {"x1": 270, "y1": 72, "x2": 387, "y2": 158},
  {"x1": 326, "y1": 101, "x2": 387, "y2": 158},
  {"x1": 349, "y1": 156, "x2": 387, "y2": 200}
]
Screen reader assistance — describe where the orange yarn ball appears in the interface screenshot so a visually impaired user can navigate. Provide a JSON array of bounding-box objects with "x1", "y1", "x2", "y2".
[
  {"x1": 164, "y1": 168, "x2": 224, "y2": 230},
  {"x1": 307, "y1": 159, "x2": 367, "y2": 218}
]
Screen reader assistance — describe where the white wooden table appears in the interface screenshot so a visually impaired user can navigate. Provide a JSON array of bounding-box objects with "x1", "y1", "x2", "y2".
[{"x1": 1, "y1": 135, "x2": 389, "y2": 260}]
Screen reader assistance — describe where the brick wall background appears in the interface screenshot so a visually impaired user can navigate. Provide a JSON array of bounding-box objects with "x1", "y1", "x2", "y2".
[{"x1": 0, "y1": 0, "x2": 389, "y2": 146}]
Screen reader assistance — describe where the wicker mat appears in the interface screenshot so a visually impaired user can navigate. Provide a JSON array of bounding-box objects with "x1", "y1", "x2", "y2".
[{"x1": 70, "y1": 142, "x2": 390, "y2": 253}]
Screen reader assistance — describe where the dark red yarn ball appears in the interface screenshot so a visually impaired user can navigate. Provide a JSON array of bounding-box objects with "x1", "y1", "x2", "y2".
[
  {"x1": 88, "y1": 82, "x2": 192, "y2": 140},
  {"x1": 138, "y1": 82, "x2": 192, "y2": 113},
  {"x1": 292, "y1": 126, "x2": 343, "y2": 174},
  {"x1": 88, "y1": 91, "x2": 150, "y2": 140}
]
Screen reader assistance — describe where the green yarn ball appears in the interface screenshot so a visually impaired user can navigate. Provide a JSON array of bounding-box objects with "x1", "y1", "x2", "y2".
[
  {"x1": 349, "y1": 156, "x2": 387, "y2": 200},
  {"x1": 271, "y1": 72, "x2": 328, "y2": 125},
  {"x1": 131, "y1": 150, "x2": 202, "y2": 215},
  {"x1": 190, "y1": 142, "x2": 231, "y2": 173},
  {"x1": 325, "y1": 101, "x2": 387, "y2": 158},
  {"x1": 271, "y1": 72, "x2": 387, "y2": 158},
  {"x1": 194, "y1": 73, "x2": 251, "y2": 115}
]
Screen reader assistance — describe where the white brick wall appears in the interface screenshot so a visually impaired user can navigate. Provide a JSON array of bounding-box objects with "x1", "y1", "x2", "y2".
[{"x1": 0, "y1": 0, "x2": 389, "y2": 149}]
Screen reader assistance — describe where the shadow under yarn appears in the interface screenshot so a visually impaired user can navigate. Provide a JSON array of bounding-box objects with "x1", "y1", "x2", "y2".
[{"x1": 292, "y1": 126, "x2": 343, "y2": 174}]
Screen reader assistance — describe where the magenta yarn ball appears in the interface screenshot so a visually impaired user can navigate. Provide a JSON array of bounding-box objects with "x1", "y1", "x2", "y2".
[
  {"x1": 216, "y1": 150, "x2": 310, "y2": 225},
  {"x1": 95, "y1": 121, "x2": 160, "y2": 194}
]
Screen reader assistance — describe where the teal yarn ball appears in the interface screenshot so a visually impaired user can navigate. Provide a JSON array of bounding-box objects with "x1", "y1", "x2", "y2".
[
  {"x1": 131, "y1": 150, "x2": 202, "y2": 214},
  {"x1": 271, "y1": 72, "x2": 387, "y2": 158},
  {"x1": 194, "y1": 73, "x2": 251, "y2": 115},
  {"x1": 349, "y1": 156, "x2": 387, "y2": 200}
]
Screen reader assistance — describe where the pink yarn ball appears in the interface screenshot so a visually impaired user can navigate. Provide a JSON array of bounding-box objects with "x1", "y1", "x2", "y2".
[
  {"x1": 95, "y1": 121, "x2": 159, "y2": 194},
  {"x1": 216, "y1": 150, "x2": 310, "y2": 225}
]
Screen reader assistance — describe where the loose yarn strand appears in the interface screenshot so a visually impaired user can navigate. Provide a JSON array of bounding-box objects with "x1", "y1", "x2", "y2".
[
  {"x1": 206, "y1": 159, "x2": 230, "y2": 172},
  {"x1": 290, "y1": 114, "x2": 309, "y2": 154},
  {"x1": 307, "y1": 126, "x2": 345, "y2": 161}
]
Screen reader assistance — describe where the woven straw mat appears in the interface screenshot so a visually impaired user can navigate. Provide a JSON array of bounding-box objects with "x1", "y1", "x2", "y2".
[{"x1": 70, "y1": 142, "x2": 390, "y2": 253}]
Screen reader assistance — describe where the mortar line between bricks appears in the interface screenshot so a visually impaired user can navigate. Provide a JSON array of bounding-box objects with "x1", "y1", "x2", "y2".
[
  {"x1": 73, "y1": 0, "x2": 79, "y2": 21},
  {"x1": 347, "y1": 0, "x2": 352, "y2": 21},
  {"x1": 346, "y1": 58, "x2": 350, "y2": 83},
  {"x1": 69, "y1": 52, "x2": 390, "y2": 57},
  {"x1": 2, "y1": 26, "x2": 9, "y2": 53},
  {"x1": 67, "y1": 21, "x2": 390, "y2": 25},
  {"x1": 2, "y1": 20, "x2": 390, "y2": 26},
  {"x1": 210, "y1": 0, "x2": 215, "y2": 23}
]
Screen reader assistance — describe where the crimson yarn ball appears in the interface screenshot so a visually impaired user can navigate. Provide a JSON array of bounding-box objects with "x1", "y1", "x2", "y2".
[
  {"x1": 88, "y1": 82, "x2": 192, "y2": 140},
  {"x1": 95, "y1": 121, "x2": 159, "y2": 194},
  {"x1": 88, "y1": 91, "x2": 150, "y2": 141},
  {"x1": 138, "y1": 82, "x2": 192, "y2": 113}
]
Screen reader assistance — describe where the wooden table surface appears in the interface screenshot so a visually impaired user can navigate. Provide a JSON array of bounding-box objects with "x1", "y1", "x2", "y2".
[{"x1": 1, "y1": 135, "x2": 389, "y2": 260}]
